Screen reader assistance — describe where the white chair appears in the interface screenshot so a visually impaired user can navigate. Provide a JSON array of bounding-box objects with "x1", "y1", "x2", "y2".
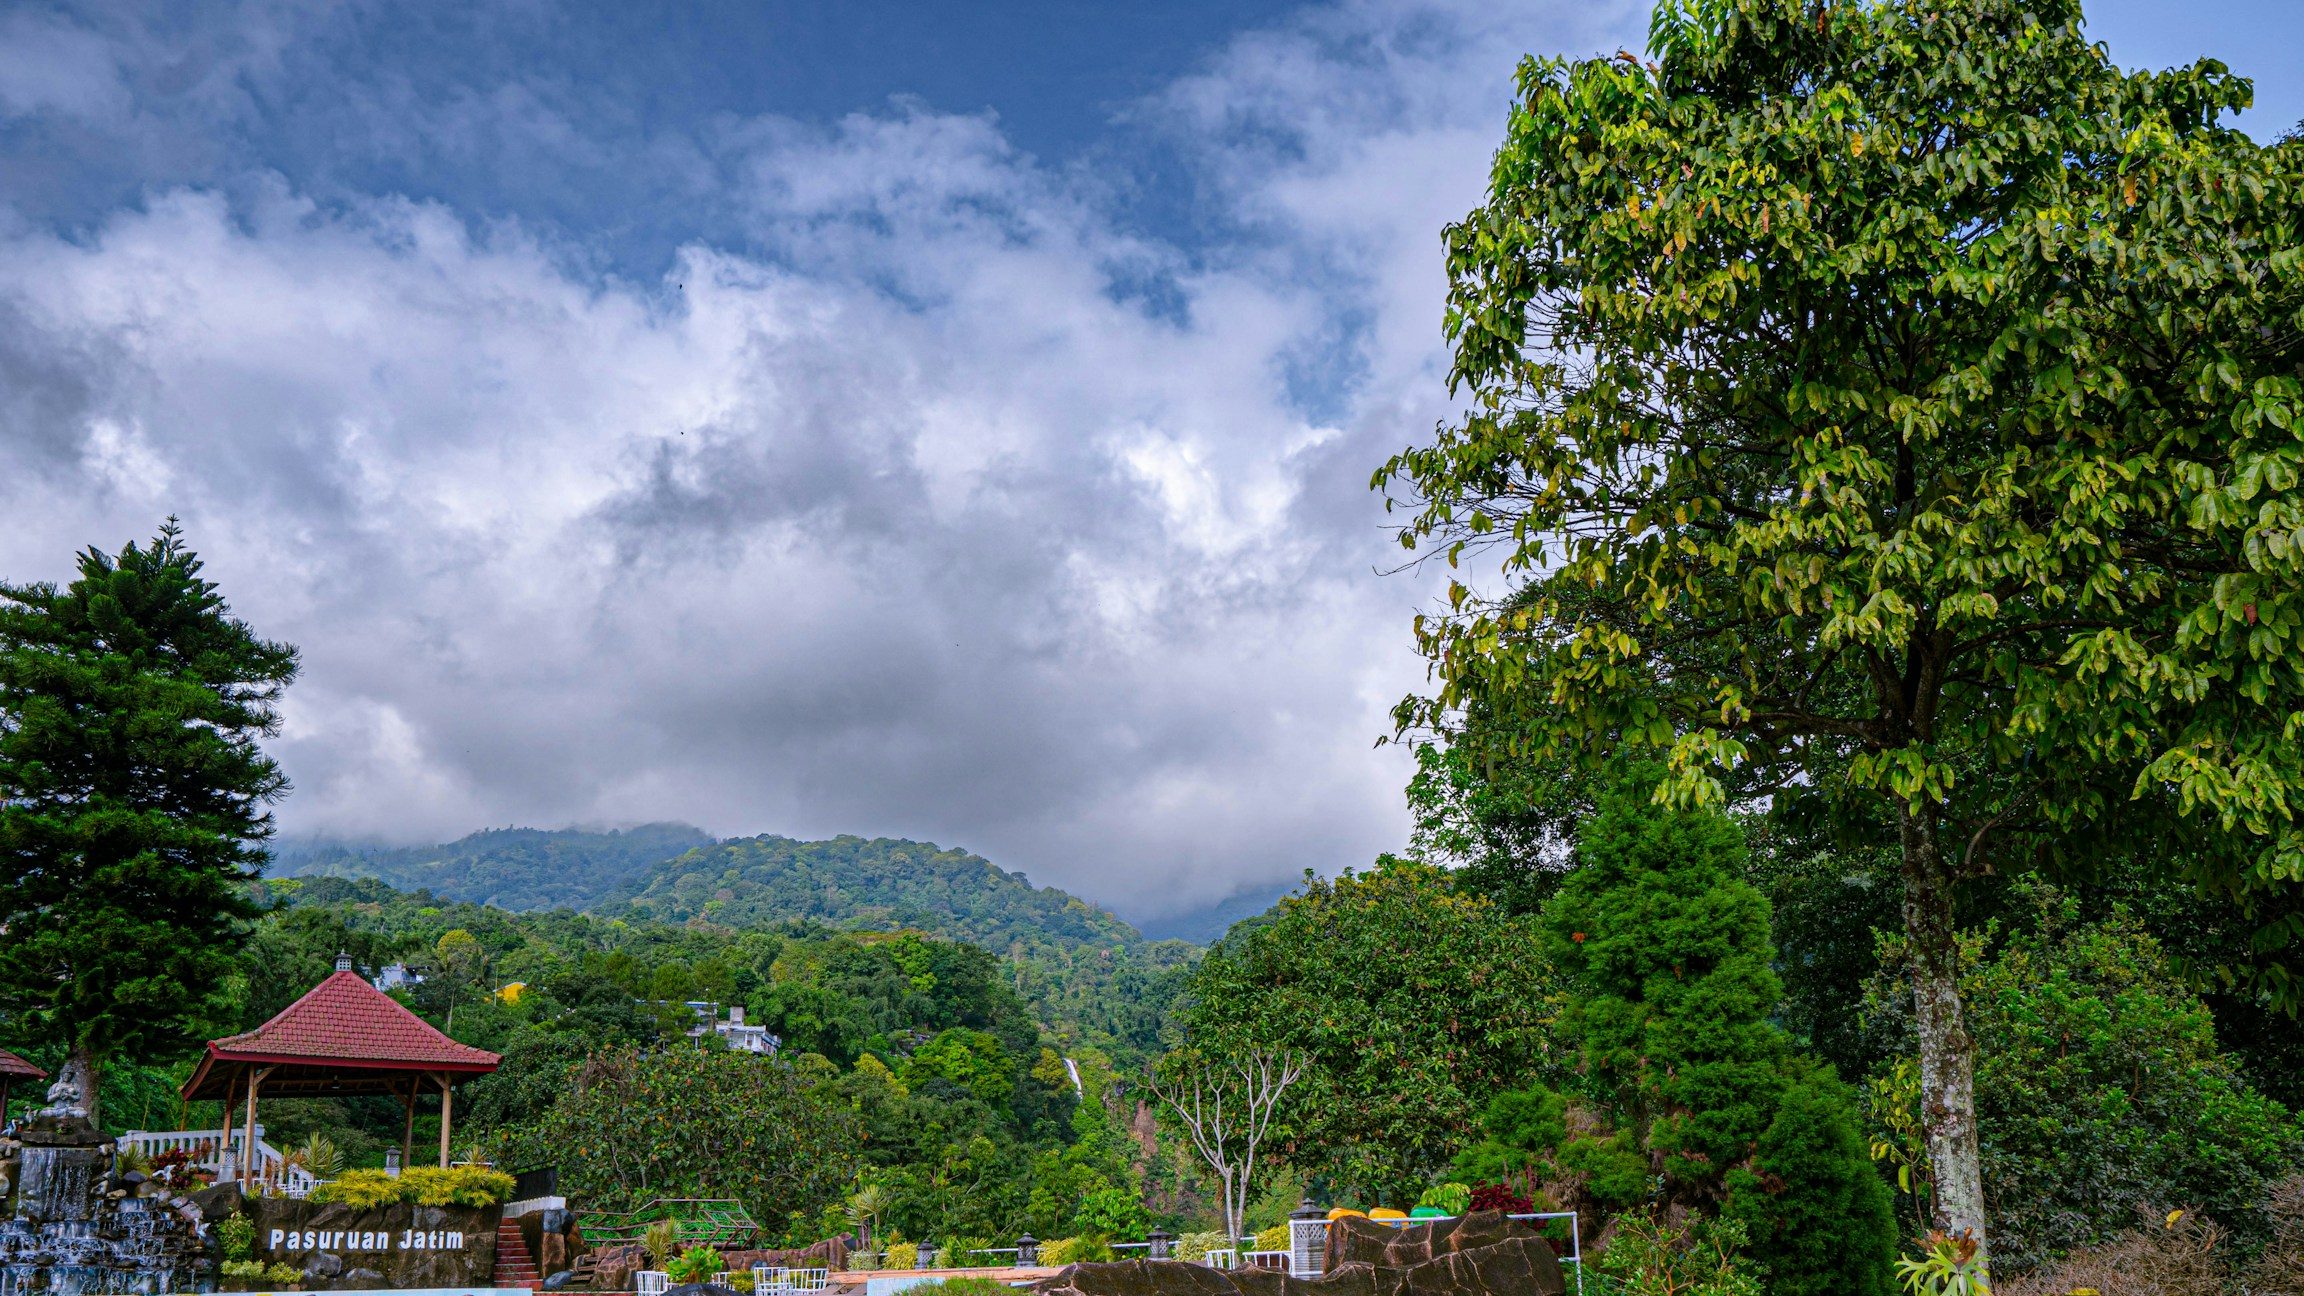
[
  {"x1": 1199, "y1": 1249, "x2": 1237, "y2": 1270},
  {"x1": 1245, "y1": 1251, "x2": 1290, "y2": 1271},
  {"x1": 637, "y1": 1271, "x2": 670, "y2": 1296},
  {"x1": 785, "y1": 1268, "x2": 830, "y2": 1293},
  {"x1": 753, "y1": 1266, "x2": 784, "y2": 1296}
]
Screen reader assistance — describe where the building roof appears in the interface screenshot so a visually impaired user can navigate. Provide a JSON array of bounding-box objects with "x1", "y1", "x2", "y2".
[
  {"x1": 181, "y1": 969, "x2": 499, "y2": 1101},
  {"x1": 0, "y1": 1047, "x2": 45, "y2": 1081}
]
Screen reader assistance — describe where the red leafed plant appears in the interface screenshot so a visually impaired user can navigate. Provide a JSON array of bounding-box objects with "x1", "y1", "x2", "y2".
[{"x1": 1469, "y1": 1183, "x2": 1533, "y2": 1215}]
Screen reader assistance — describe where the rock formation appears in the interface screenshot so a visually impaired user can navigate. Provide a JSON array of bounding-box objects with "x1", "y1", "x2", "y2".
[{"x1": 1033, "y1": 1213, "x2": 1566, "y2": 1296}]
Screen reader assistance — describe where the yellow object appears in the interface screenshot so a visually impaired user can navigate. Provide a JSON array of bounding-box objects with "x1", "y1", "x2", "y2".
[
  {"x1": 1368, "y1": 1209, "x2": 1408, "y2": 1222},
  {"x1": 496, "y1": 982, "x2": 526, "y2": 1004},
  {"x1": 1327, "y1": 1208, "x2": 1366, "y2": 1221}
]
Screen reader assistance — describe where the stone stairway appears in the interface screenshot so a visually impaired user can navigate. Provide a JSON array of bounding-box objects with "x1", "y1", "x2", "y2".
[{"x1": 497, "y1": 1219, "x2": 544, "y2": 1291}]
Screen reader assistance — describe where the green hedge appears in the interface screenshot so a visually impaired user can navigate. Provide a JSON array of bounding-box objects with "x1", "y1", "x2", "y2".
[{"x1": 306, "y1": 1165, "x2": 517, "y2": 1208}]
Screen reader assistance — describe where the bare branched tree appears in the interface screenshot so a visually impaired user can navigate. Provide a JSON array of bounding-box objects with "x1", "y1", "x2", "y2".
[{"x1": 1147, "y1": 1046, "x2": 1308, "y2": 1245}]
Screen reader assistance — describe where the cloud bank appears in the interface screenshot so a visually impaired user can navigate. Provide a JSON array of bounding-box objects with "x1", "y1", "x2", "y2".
[{"x1": 0, "y1": 0, "x2": 1646, "y2": 921}]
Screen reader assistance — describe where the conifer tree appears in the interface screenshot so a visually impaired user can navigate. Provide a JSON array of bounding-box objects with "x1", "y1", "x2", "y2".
[
  {"x1": 0, "y1": 522, "x2": 299, "y2": 1123},
  {"x1": 1481, "y1": 778, "x2": 1896, "y2": 1296}
]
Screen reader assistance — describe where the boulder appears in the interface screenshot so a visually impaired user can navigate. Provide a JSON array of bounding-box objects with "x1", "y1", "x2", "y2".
[
  {"x1": 591, "y1": 1242, "x2": 648, "y2": 1292},
  {"x1": 189, "y1": 1182, "x2": 248, "y2": 1224},
  {"x1": 304, "y1": 1251, "x2": 347, "y2": 1282},
  {"x1": 543, "y1": 1269, "x2": 584, "y2": 1290},
  {"x1": 1399, "y1": 1237, "x2": 1564, "y2": 1296},
  {"x1": 344, "y1": 1268, "x2": 388, "y2": 1289}
]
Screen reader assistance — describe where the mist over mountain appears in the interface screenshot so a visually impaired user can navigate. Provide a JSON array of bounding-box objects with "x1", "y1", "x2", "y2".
[{"x1": 270, "y1": 823, "x2": 713, "y2": 912}]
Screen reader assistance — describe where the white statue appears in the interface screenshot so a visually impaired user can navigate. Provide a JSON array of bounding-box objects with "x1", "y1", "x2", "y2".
[{"x1": 39, "y1": 1077, "x2": 89, "y2": 1122}]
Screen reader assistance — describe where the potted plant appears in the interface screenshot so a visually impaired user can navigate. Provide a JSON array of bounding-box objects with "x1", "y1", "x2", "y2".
[{"x1": 666, "y1": 1245, "x2": 727, "y2": 1286}]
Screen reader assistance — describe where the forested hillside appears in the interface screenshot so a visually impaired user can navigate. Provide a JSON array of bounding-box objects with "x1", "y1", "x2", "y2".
[
  {"x1": 271, "y1": 823, "x2": 711, "y2": 911},
  {"x1": 114, "y1": 873, "x2": 1185, "y2": 1244},
  {"x1": 603, "y1": 834, "x2": 1163, "y2": 960}
]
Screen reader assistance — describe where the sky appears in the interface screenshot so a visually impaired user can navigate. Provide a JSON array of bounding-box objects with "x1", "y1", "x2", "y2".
[{"x1": 2, "y1": 0, "x2": 2298, "y2": 927}]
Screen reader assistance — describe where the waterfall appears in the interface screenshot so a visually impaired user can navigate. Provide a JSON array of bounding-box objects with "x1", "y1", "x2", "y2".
[{"x1": 1062, "y1": 1056, "x2": 1082, "y2": 1097}]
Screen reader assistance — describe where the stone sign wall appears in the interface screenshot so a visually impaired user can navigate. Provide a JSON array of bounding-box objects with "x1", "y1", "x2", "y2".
[{"x1": 248, "y1": 1197, "x2": 501, "y2": 1289}]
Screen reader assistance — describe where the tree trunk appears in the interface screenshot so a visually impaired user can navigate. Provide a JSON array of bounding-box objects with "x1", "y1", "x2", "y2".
[
  {"x1": 59, "y1": 1042, "x2": 101, "y2": 1129},
  {"x1": 1897, "y1": 806, "x2": 1988, "y2": 1257}
]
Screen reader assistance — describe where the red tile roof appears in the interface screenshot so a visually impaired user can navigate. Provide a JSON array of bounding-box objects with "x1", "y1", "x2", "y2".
[
  {"x1": 204, "y1": 970, "x2": 500, "y2": 1072},
  {"x1": 0, "y1": 1047, "x2": 44, "y2": 1080}
]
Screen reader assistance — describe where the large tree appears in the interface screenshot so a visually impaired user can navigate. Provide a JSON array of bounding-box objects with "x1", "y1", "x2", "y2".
[
  {"x1": 1178, "y1": 859, "x2": 1558, "y2": 1201},
  {"x1": 0, "y1": 522, "x2": 299, "y2": 1123},
  {"x1": 1378, "y1": 0, "x2": 2303, "y2": 1259}
]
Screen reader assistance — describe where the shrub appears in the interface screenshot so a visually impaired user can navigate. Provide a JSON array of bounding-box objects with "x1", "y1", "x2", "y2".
[
  {"x1": 1722, "y1": 1062, "x2": 1898, "y2": 1296},
  {"x1": 305, "y1": 1164, "x2": 515, "y2": 1208},
  {"x1": 1863, "y1": 895, "x2": 2303, "y2": 1266},
  {"x1": 400, "y1": 1165, "x2": 517, "y2": 1207},
  {"x1": 1415, "y1": 1182, "x2": 1471, "y2": 1216},
  {"x1": 882, "y1": 1241, "x2": 919, "y2": 1270},
  {"x1": 306, "y1": 1169, "x2": 402, "y2": 1208},
  {"x1": 903, "y1": 1281, "x2": 1014, "y2": 1296},
  {"x1": 1038, "y1": 1236, "x2": 1114, "y2": 1266},
  {"x1": 727, "y1": 1274, "x2": 756, "y2": 1293},
  {"x1": 1253, "y1": 1223, "x2": 1290, "y2": 1253},
  {"x1": 2249, "y1": 1175, "x2": 2304, "y2": 1296},
  {"x1": 1073, "y1": 1185, "x2": 1147, "y2": 1240},
  {"x1": 1467, "y1": 1183, "x2": 1532, "y2": 1215},
  {"x1": 218, "y1": 1260, "x2": 270, "y2": 1291},
  {"x1": 1996, "y1": 1208, "x2": 2224, "y2": 1296},
  {"x1": 266, "y1": 1262, "x2": 301, "y2": 1287},
  {"x1": 665, "y1": 1246, "x2": 726, "y2": 1284},
  {"x1": 217, "y1": 1211, "x2": 256, "y2": 1261},
  {"x1": 645, "y1": 1219, "x2": 683, "y2": 1266},
  {"x1": 1593, "y1": 1214, "x2": 1760, "y2": 1296},
  {"x1": 1172, "y1": 1232, "x2": 1228, "y2": 1265}
]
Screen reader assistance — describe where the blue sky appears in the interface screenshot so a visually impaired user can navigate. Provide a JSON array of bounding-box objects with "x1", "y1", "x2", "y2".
[{"x1": 0, "y1": 0, "x2": 2296, "y2": 923}]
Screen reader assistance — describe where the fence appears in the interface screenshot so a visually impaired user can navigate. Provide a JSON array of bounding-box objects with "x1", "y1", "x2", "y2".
[{"x1": 117, "y1": 1127, "x2": 319, "y2": 1197}]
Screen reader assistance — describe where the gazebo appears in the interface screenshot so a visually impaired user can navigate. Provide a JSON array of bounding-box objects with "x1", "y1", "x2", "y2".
[
  {"x1": 0, "y1": 1046, "x2": 44, "y2": 1125},
  {"x1": 181, "y1": 955, "x2": 500, "y2": 1179}
]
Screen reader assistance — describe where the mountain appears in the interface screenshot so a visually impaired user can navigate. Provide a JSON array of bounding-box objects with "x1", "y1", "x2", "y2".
[
  {"x1": 601, "y1": 834, "x2": 1151, "y2": 958},
  {"x1": 268, "y1": 823, "x2": 712, "y2": 912},
  {"x1": 1133, "y1": 882, "x2": 1297, "y2": 944}
]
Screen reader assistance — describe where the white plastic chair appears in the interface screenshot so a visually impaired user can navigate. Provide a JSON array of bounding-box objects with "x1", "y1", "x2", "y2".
[
  {"x1": 1199, "y1": 1249, "x2": 1238, "y2": 1270},
  {"x1": 785, "y1": 1268, "x2": 830, "y2": 1292},
  {"x1": 753, "y1": 1266, "x2": 785, "y2": 1296},
  {"x1": 637, "y1": 1272, "x2": 671, "y2": 1296}
]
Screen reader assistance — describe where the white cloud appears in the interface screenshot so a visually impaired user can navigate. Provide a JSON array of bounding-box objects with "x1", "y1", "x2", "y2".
[{"x1": 0, "y1": 0, "x2": 1649, "y2": 920}]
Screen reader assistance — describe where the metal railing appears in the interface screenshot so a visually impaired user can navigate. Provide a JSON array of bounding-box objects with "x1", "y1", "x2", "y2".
[{"x1": 576, "y1": 1199, "x2": 761, "y2": 1248}]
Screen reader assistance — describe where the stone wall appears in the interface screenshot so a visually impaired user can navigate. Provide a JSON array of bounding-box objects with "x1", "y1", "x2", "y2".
[{"x1": 247, "y1": 1196, "x2": 501, "y2": 1289}]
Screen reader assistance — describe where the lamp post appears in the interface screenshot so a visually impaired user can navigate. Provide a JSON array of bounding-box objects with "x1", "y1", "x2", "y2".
[
  {"x1": 1146, "y1": 1227, "x2": 1172, "y2": 1261},
  {"x1": 1288, "y1": 1198, "x2": 1328, "y2": 1279},
  {"x1": 1016, "y1": 1235, "x2": 1038, "y2": 1266}
]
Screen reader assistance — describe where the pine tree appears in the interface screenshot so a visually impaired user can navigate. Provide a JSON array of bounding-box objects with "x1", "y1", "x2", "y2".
[
  {"x1": 0, "y1": 522, "x2": 299, "y2": 1123},
  {"x1": 1534, "y1": 776, "x2": 1895, "y2": 1296}
]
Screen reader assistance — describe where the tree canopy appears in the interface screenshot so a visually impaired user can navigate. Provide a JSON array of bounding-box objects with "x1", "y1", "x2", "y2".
[
  {"x1": 0, "y1": 522, "x2": 298, "y2": 1121},
  {"x1": 1379, "y1": 0, "x2": 2304, "y2": 1253}
]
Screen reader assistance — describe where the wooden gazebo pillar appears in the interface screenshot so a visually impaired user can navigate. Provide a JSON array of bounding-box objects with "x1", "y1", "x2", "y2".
[{"x1": 438, "y1": 1071, "x2": 454, "y2": 1167}]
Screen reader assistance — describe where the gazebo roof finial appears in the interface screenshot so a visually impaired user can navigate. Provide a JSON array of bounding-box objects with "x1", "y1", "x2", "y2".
[{"x1": 334, "y1": 951, "x2": 353, "y2": 973}]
